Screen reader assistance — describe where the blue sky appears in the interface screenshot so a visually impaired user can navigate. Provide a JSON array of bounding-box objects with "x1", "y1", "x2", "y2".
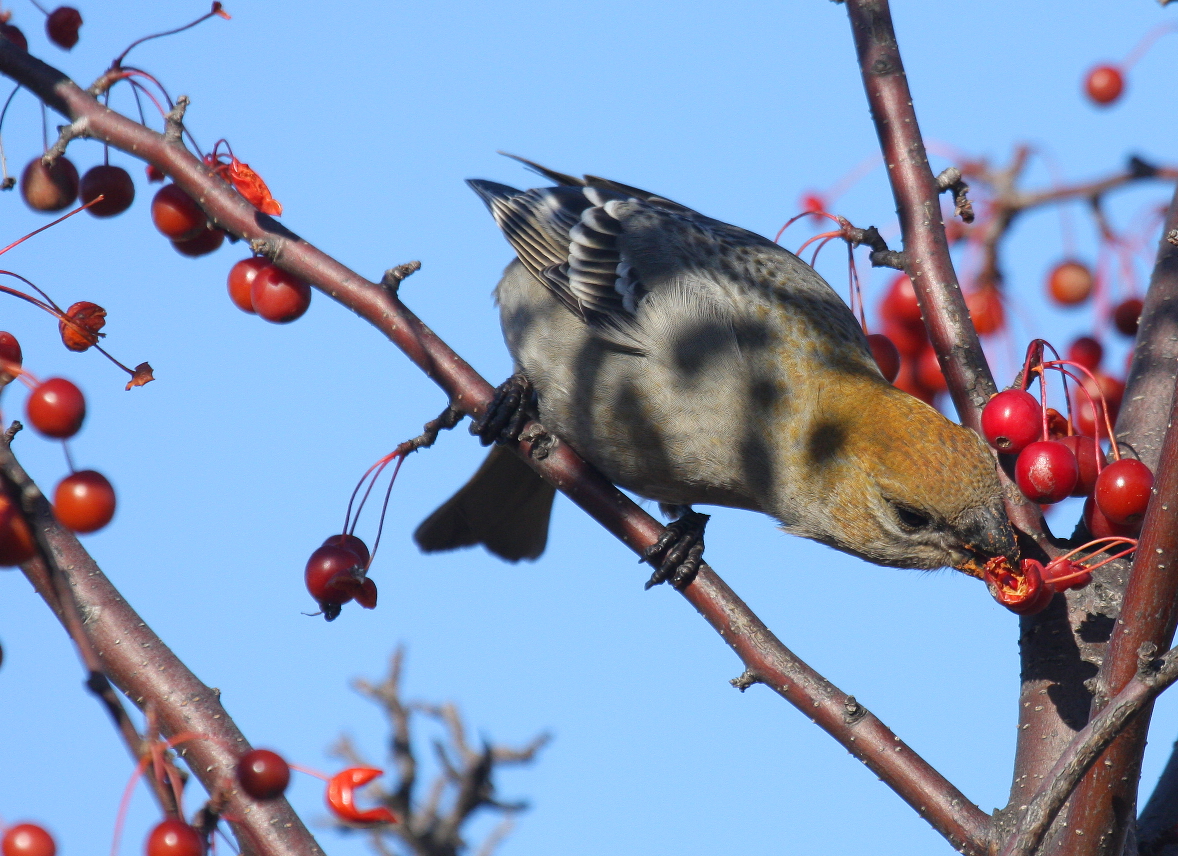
[{"x1": 1, "y1": 2, "x2": 1177, "y2": 854}]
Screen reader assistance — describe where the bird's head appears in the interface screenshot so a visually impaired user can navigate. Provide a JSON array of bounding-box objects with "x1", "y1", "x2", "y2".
[{"x1": 785, "y1": 378, "x2": 1017, "y2": 574}]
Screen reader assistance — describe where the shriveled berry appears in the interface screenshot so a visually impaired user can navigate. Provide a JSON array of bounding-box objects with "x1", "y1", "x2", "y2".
[
  {"x1": 227, "y1": 257, "x2": 269, "y2": 314},
  {"x1": 1067, "y1": 335, "x2": 1103, "y2": 371},
  {"x1": 151, "y1": 184, "x2": 207, "y2": 241},
  {"x1": 171, "y1": 228, "x2": 226, "y2": 258},
  {"x1": 1113, "y1": 298, "x2": 1143, "y2": 337},
  {"x1": 145, "y1": 818, "x2": 203, "y2": 856},
  {"x1": 1047, "y1": 261, "x2": 1094, "y2": 306},
  {"x1": 1015, "y1": 440, "x2": 1079, "y2": 504},
  {"x1": 45, "y1": 6, "x2": 81, "y2": 49},
  {"x1": 867, "y1": 333, "x2": 900, "y2": 383},
  {"x1": 79, "y1": 164, "x2": 135, "y2": 217},
  {"x1": 251, "y1": 266, "x2": 311, "y2": 324},
  {"x1": 20, "y1": 156, "x2": 79, "y2": 212},
  {"x1": 26, "y1": 377, "x2": 85, "y2": 438},
  {"x1": 59, "y1": 301, "x2": 106, "y2": 351},
  {"x1": 237, "y1": 749, "x2": 291, "y2": 800},
  {"x1": 355, "y1": 578, "x2": 378, "y2": 609},
  {"x1": 1085, "y1": 65, "x2": 1124, "y2": 105},
  {"x1": 982, "y1": 389, "x2": 1041, "y2": 453},
  {"x1": 1095, "y1": 458, "x2": 1153, "y2": 526},
  {"x1": 1, "y1": 823, "x2": 56, "y2": 856},
  {"x1": 54, "y1": 470, "x2": 116, "y2": 533}
]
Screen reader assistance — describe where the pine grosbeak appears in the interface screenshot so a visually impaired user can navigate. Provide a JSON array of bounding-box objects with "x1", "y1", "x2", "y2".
[{"x1": 416, "y1": 160, "x2": 1017, "y2": 581}]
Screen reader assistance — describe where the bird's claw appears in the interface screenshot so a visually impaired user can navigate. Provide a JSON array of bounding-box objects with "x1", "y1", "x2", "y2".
[
  {"x1": 471, "y1": 373, "x2": 534, "y2": 446},
  {"x1": 643, "y1": 510, "x2": 709, "y2": 590}
]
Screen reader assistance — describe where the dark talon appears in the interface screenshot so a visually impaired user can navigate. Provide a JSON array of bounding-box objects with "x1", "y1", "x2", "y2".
[
  {"x1": 642, "y1": 509, "x2": 709, "y2": 590},
  {"x1": 471, "y1": 373, "x2": 535, "y2": 446}
]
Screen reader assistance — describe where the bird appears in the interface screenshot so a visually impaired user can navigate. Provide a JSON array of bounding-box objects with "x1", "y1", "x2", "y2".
[{"x1": 415, "y1": 157, "x2": 1017, "y2": 584}]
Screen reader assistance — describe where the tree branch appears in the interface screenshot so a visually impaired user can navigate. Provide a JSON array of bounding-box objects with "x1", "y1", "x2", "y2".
[
  {"x1": 0, "y1": 439, "x2": 325, "y2": 856},
  {"x1": 1000, "y1": 644, "x2": 1178, "y2": 856},
  {"x1": 0, "y1": 40, "x2": 991, "y2": 854}
]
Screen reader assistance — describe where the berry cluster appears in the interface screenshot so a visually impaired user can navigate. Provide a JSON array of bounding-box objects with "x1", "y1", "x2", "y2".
[{"x1": 226, "y1": 257, "x2": 311, "y2": 323}]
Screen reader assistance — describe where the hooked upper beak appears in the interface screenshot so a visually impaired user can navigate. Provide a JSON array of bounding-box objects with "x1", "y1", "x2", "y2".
[{"x1": 951, "y1": 503, "x2": 1019, "y2": 578}]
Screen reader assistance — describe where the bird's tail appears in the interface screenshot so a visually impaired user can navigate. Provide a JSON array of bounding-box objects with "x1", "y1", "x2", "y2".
[{"x1": 413, "y1": 445, "x2": 556, "y2": 562}]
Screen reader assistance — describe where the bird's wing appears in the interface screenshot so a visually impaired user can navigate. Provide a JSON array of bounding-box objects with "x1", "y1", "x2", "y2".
[{"x1": 468, "y1": 177, "x2": 649, "y2": 350}]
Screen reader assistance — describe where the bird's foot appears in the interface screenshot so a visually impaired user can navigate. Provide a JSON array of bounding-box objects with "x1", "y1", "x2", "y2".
[
  {"x1": 642, "y1": 509, "x2": 709, "y2": 590},
  {"x1": 471, "y1": 373, "x2": 535, "y2": 446}
]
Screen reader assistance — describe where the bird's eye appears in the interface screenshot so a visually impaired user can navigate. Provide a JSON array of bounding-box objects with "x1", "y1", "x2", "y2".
[{"x1": 893, "y1": 504, "x2": 930, "y2": 531}]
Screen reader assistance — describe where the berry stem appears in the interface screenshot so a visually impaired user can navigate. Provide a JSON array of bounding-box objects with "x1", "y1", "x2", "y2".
[{"x1": 111, "y1": 2, "x2": 231, "y2": 68}]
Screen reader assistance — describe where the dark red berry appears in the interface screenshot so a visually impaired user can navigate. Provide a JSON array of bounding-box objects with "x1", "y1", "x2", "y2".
[
  {"x1": 145, "y1": 818, "x2": 203, "y2": 856},
  {"x1": 1058, "y1": 434, "x2": 1104, "y2": 497},
  {"x1": 26, "y1": 377, "x2": 85, "y2": 438},
  {"x1": 1, "y1": 823, "x2": 55, "y2": 856},
  {"x1": 79, "y1": 164, "x2": 135, "y2": 217},
  {"x1": 171, "y1": 228, "x2": 226, "y2": 258},
  {"x1": 0, "y1": 22, "x2": 28, "y2": 51},
  {"x1": 0, "y1": 331, "x2": 23, "y2": 369},
  {"x1": 1113, "y1": 298, "x2": 1143, "y2": 337},
  {"x1": 1067, "y1": 336, "x2": 1103, "y2": 372},
  {"x1": 355, "y1": 578, "x2": 378, "y2": 609},
  {"x1": 867, "y1": 333, "x2": 900, "y2": 383},
  {"x1": 227, "y1": 258, "x2": 269, "y2": 314},
  {"x1": 305, "y1": 544, "x2": 364, "y2": 610},
  {"x1": 0, "y1": 490, "x2": 35, "y2": 566},
  {"x1": 1047, "y1": 261, "x2": 1094, "y2": 306},
  {"x1": 54, "y1": 470, "x2": 115, "y2": 533},
  {"x1": 1085, "y1": 65, "x2": 1124, "y2": 105},
  {"x1": 1095, "y1": 458, "x2": 1153, "y2": 526},
  {"x1": 982, "y1": 389, "x2": 1041, "y2": 453},
  {"x1": 1084, "y1": 494, "x2": 1140, "y2": 539},
  {"x1": 45, "y1": 6, "x2": 81, "y2": 49},
  {"x1": 20, "y1": 156, "x2": 79, "y2": 212},
  {"x1": 322, "y1": 533, "x2": 370, "y2": 567},
  {"x1": 1015, "y1": 440, "x2": 1079, "y2": 504},
  {"x1": 237, "y1": 749, "x2": 291, "y2": 800},
  {"x1": 145, "y1": 164, "x2": 166, "y2": 183},
  {"x1": 251, "y1": 265, "x2": 311, "y2": 324},
  {"x1": 151, "y1": 184, "x2": 207, "y2": 241}
]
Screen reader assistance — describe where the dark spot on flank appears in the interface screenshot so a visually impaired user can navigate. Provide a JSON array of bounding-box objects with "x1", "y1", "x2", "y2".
[{"x1": 807, "y1": 420, "x2": 847, "y2": 467}]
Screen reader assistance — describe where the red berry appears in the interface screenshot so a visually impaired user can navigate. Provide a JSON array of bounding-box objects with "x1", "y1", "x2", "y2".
[
  {"x1": 1095, "y1": 458, "x2": 1154, "y2": 526},
  {"x1": 1, "y1": 823, "x2": 55, "y2": 856},
  {"x1": 1067, "y1": 336, "x2": 1103, "y2": 372},
  {"x1": 54, "y1": 470, "x2": 116, "y2": 533},
  {"x1": 1072, "y1": 372, "x2": 1124, "y2": 438},
  {"x1": 1085, "y1": 65, "x2": 1124, "y2": 105},
  {"x1": 45, "y1": 6, "x2": 81, "y2": 49},
  {"x1": 880, "y1": 274, "x2": 922, "y2": 327},
  {"x1": 0, "y1": 331, "x2": 23, "y2": 369},
  {"x1": 867, "y1": 333, "x2": 900, "y2": 383},
  {"x1": 355, "y1": 578, "x2": 378, "y2": 609},
  {"x1": 227, "y1": 258, "x2": 270, "y2": 314},
  {"x1": 237, "y1": 749, "x2": 291, "y2": 800},
  {"x1": 322, "y1": 533, "x2": 371, "y2": 567},
  {"x1": 145, "y1": 164, "x2": 166, "y2": 183},
  {"x1": 1047, "y1": 261, "x2": 1094, "y2": 306},
  {"x1": 305, "y1": 545, "x2": 364, "y2": 607},
  {"x1": 981, "y1": 389, "x2": 1041, "y2": 453},
  {"x1": 1015, "y1": 440, "x2": 1079, "y2": 504},
  {"x1": 250, "y1": 265, "x2": 311, "y2": 324},
  {"x1": 892, "y1": 359, "x2": 936, "y2": 405},
  {"x1": 1113, "y1": 298, "x2": 1143, "y2": 337},
  {"x1": 26, "y1": 377, "x2": 85, "y2": 438},
  {"x1": 59, "y1": 300, "x2": 106, "y2": 352},
  {"x1": 145, "y1": 818, "x2": 203, "y2": 856},
  {"x1": 151, "y1": 184, "x2": 207, "y2": 241},
  {"x1": 1058, "y1": 434, "x2": 1104, "y2": 497},
  {"x1": 915, "y1": 346, "x2": 947, "y2": 394},
  {"x1": 1084, "y1": 494, "x2": 1140, "y2": 539},
  {"x1": 966, "y1": 287, "x2": 1005, "y2": 335},
  {"x1": 79, "y1": 164, "x2": 135, "y2": 217},
  {"x1": 880, "y1": 319, "x2": 927, "y2": 358},
  {"x1": 171, "y1": 228, "x2": 226, "y2": 258},
  {"x1": 20, "y1": 156, "x2": 79, "y2": 212},
  {"x1": 0, "y1": 22, "x2": 27, "y2": 51},
  {"x1": 0, "y1": 490, "x2": 35, "y2": 567}
]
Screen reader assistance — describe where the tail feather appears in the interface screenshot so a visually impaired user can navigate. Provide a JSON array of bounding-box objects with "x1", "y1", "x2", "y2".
[{"x1": 414, "y1": 446, "x2": 556, "y2": 562}]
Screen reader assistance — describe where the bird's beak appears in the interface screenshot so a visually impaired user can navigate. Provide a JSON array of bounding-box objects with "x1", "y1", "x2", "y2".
[{"x1": 952, "y1": 504, "x2": 1019, "y2": 578}]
